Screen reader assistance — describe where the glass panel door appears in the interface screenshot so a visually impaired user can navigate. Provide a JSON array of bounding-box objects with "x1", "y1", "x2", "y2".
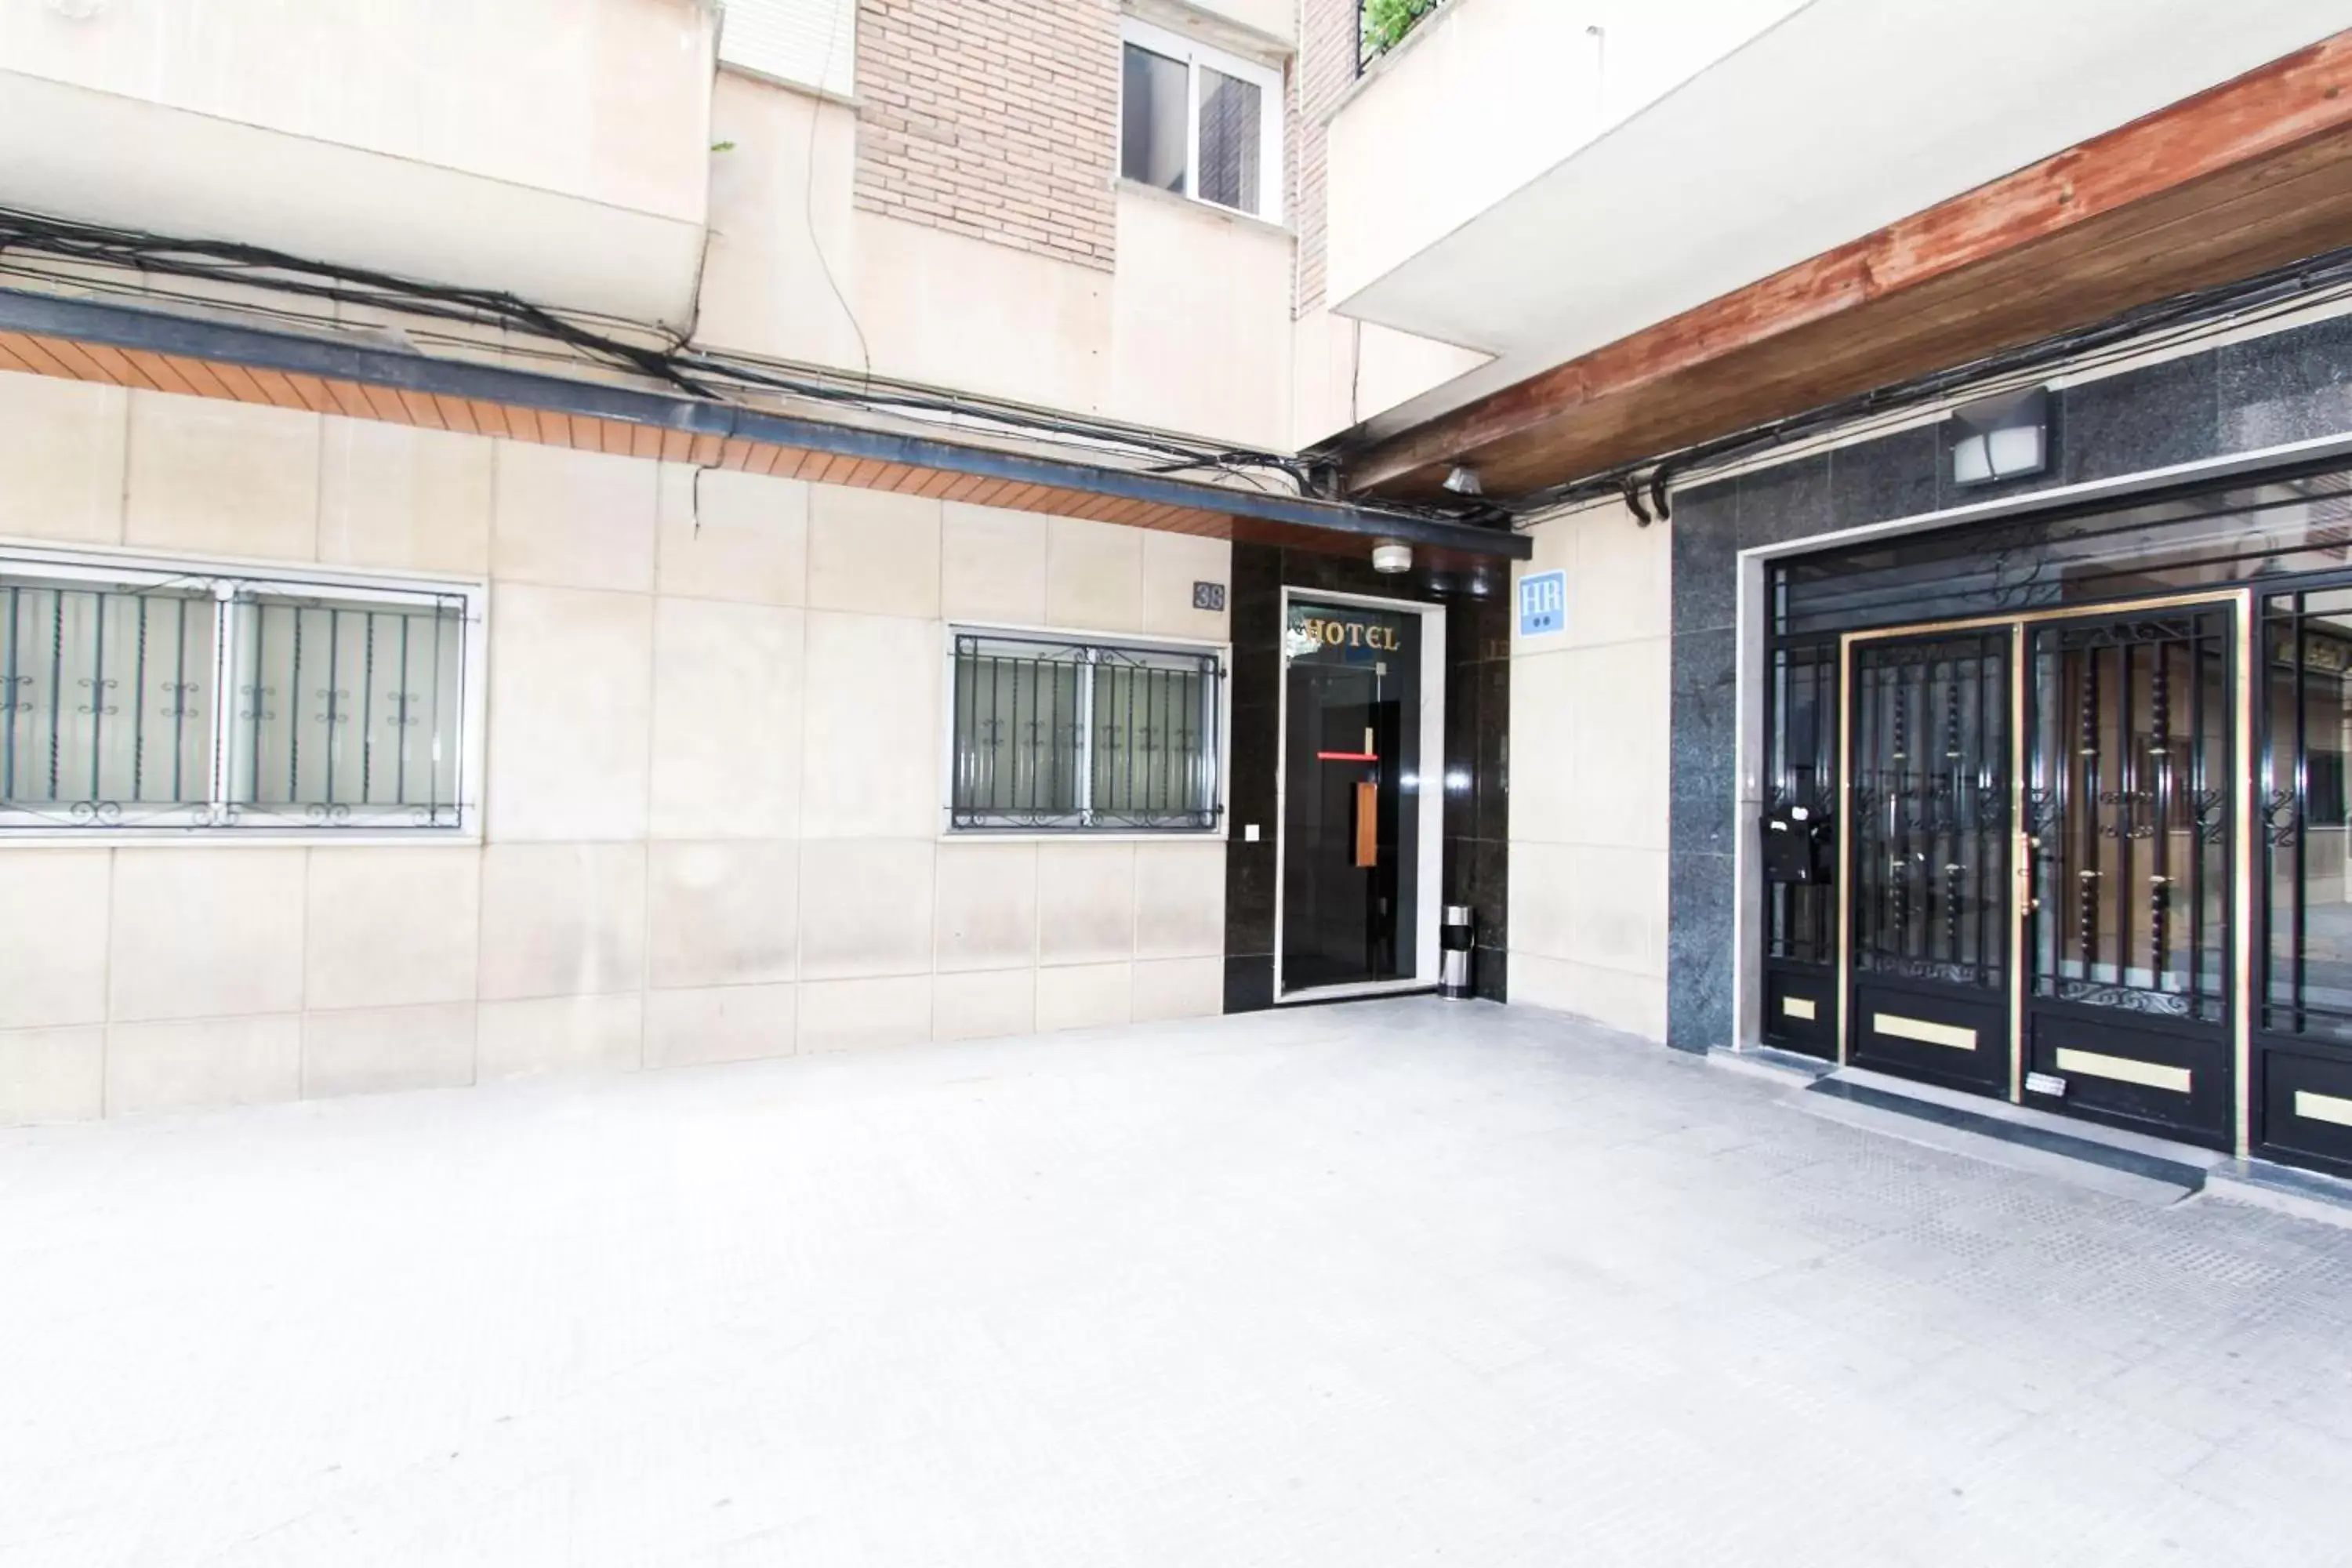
[{"x1": 1281, "y1": 600, "x2": 1421, "y2": 993}]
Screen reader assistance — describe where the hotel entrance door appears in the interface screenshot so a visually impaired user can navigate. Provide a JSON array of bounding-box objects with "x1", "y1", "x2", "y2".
[{"x1": 1279, "y1": 597, "x2": 1425, "y2": 995}]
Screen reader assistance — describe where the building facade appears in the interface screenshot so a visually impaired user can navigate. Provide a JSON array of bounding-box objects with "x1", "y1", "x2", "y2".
[
  {"x1": 1327, "y1": 0, "x2": 2352, "y2": 1179},
  {"x1": 1661, "y1": 316, "x2": 2352, "y2": 1178},
  {"x1": 6, "y1": 0, "x2": 2352, "y2": 1194},
  {"x1": 0, "y1": 0, "x2": 1514, "y2": 1123}
]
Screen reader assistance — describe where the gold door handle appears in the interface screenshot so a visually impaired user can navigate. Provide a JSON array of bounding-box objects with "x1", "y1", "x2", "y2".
[{"x1": 1354, "y1": 779, "x2": 1378, "y2": 868}]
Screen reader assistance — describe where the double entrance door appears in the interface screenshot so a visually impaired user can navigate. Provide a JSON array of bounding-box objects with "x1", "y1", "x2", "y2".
[{"x1": 1842, "y1": 599, "x2": 2240, "y2": 1148}]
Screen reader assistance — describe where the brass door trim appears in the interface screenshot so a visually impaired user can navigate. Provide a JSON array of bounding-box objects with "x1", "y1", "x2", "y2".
[
  {"x1": 1833, "y1": 590, "x2": 2252, "y2": 1141},
  {"x1": 1838, "y1": 591, "x2": 2241, "y2": 648},
  {"x1": 2234, "y1": 589, "x2": 2255, "y2": 1159},
  {"x1": 1836, "y1": 633, "x2": 1853, "y2": 1065},
  {"x1": 2010, "y1": 620, "x2": 2027, "y2": 1104}
]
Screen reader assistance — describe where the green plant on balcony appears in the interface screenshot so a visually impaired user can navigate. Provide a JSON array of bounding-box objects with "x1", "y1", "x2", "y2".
[{"x1": 1362, "y1": 0, "x2": 1441, "y2": 58}]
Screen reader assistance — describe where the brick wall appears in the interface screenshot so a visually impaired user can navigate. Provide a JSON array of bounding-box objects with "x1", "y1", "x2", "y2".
[
  {"x1": 1292, "y1": 0, "x2": 1356, "y2": 314},
  {"x1": 855, "y1": 0, "x2": 1120, "y2": 270}
]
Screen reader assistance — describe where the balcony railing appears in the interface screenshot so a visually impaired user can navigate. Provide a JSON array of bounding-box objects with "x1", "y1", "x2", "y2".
[{"x1": 1357, "y1": 0, "x2": 1447, "y2": 73}]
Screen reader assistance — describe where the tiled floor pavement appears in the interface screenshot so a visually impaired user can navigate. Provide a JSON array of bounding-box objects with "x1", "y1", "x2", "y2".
[{"x1": 4, "y1": 998, "x2": 2351, "y2": 1566}]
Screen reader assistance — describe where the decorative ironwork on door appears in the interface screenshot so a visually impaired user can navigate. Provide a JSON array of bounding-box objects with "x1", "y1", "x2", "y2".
[
  {"x1": 1849, "y1": 633, "x2": 2010, "y2": 989},
  {"x1": 2025, "y1": 613, "x2": 2230, "y2": 1022},
  {"x1": 2263, "y1": 590, "x2": 2352, "y2": 1041},
  {"x1": 1767, "y1": 641, "x2": 1838, "y2": 967}
]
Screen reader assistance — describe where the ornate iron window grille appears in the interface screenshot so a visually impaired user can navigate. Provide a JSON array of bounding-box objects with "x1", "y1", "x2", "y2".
[
  {"x1": 2, "y1": 554, "x2": 474, "y2": 834},
  {"x1": 948, "y1": 630, "x2": 1222, "y2": 833}
]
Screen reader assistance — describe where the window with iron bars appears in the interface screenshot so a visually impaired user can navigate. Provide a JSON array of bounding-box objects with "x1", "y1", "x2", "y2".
[
  {"x1": 946, "y1": 629, "x2": 1224, "y2": 833},
  {"x1": 0, "y1": 550, "x2": 478, "y2": 835}
]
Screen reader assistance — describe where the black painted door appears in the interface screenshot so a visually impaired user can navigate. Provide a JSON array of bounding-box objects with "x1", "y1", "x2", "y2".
[
  {"x1": 1847, "y1": 630, "x2": 2013, "y2": 1094},
  {"x1": 2022, "y1": 609, "x2": 2235, "y2": 1148}
]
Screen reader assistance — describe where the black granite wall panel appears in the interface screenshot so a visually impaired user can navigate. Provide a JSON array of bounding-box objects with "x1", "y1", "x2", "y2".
[
  {"x1": 1664, "y1": 478, "x2": 1740, "y2": 1051},
  {"x1": 1223, "y1": 542, "x2": 1511, "y2": 1010},
  {"x1": 1663, "y1": 311, "x2": 2352, "y2": 1053},
  {"x1": 2219, "y1": 314, "x2": 2352, "y2": 450}
]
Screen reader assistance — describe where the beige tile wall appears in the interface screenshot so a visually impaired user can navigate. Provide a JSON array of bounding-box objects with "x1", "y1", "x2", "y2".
[
  {"x1": 1507, "y1": 498, "x2": 1673, "y2": 1042},
  {"x1": 0, "y1": 373, "x2": 1232, "y2": 1126}
]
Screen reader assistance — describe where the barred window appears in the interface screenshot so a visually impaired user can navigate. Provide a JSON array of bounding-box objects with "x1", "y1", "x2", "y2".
[
  {"x1": 0, "y1": 550, "x2": 478, "y2": 835},
  {"x1": 947, "y1": 630, "x2": 1223, "y2": 833}
]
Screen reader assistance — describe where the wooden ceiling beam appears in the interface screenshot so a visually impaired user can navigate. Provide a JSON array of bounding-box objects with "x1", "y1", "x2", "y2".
[{"x1": 1350, "y1": 29, "x2": 2352, "y2": 499}]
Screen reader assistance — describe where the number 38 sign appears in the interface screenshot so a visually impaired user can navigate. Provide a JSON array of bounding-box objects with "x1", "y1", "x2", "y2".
[{"x1": 1517, "y1": 570, "x2": 1566, "y2": 638}]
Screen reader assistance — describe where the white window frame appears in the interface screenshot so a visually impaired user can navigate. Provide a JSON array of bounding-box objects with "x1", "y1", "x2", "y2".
[
  {"x1": 939, "y1": 621, "x2": 1231, "y2": 840},
  {"x1": 716, "y1": 0, "x2": 857, "y2": 101},
  {"x1": 0, "y1": 542, "x2": 488, "y2": 844},
  {"x1": 1119, "y1": 17, "x2": 1285, "y2": 224}
]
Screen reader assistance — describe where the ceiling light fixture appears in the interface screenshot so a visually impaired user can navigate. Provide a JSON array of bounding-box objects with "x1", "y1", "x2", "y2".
[
  {"x1": 1442, "y1": 464, "x2": 1483, "y2": 496},
  {"x1": 1372, "y1": 542, "x2": 1412, "y2": 575}
]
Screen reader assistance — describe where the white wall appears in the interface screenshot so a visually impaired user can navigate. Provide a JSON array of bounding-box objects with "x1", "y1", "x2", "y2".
[
  {"x1": 1506, "y1": 497, "x2": 1671, "y2": 1040},
  {"x1": 0, "y1": 0, "x2": 713, "y2": 220},
  {"x1": 697, "y1": 71, "x2": 1305, "y2": 449},
  {"x1": 1323, "y1": 0, "x2": 1803, "y2": 320},
  {"x1": 0, "y1": 0, "x2": 716, "y2": 323},
  {"x1": 1290, "y1": 307, "x2": 1493, "y2": 449},
  {"x1": 1111, "y1": 188, "x2": 1296, "y2": 447},
  {"x1": 0, "y1": 369, "x2": 1231, "y2": 1126}
]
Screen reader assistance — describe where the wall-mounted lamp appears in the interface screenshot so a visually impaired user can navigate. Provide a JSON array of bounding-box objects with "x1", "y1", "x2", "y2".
[
  {"x1": 1949, "y1": 387, "x2": 2051, "y2": 487},
  {"x1": 1442, "y1": 464, "x2": 1483, "y2": 496},
  {"x1": 1371, "y1": 542, "x2": 1413, "y2": 575}
]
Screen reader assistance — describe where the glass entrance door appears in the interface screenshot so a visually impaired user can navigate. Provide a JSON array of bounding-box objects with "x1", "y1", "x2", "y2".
[
  {"x1": 1280, "y1": 598, "x2": 1421, "y2": 993},
  {"x1": 1846, "y1": 630, "x2": 2014, "y2": 1092},
  {"x1": 2021, "y1": 608, "x2": 2235, "y2": 1146}
]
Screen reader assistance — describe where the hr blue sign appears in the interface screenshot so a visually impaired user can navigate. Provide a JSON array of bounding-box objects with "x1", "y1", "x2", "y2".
[{"x1": 1518, "y1": 570, "x2": 1566, "y2": 637}]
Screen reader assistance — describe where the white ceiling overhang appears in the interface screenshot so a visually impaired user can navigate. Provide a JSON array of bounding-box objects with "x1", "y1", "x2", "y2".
[
  {"x1": 0, "y1": 71, "x2": 708, "y2": 329},
  {"x1": 1338, "y1": 0, "x2": 2352, "y2": 442}
]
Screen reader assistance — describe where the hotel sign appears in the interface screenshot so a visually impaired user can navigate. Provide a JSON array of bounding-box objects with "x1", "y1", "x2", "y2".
[
  {"x1": 1518, "y1": 570, "x2": 1566, "y2": 638},
  {"x1": 1290, "y1": 613, "x2": 1403, "y2": 652}
]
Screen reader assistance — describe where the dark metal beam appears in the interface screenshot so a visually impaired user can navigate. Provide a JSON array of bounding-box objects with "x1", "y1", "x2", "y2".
[{"x1": 0, "y1": 287, "x2": 1530, "y2": 561}]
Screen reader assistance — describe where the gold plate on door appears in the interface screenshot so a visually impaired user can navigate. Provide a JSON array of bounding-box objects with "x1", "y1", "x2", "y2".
[
  {"x1": 1874, "y1": 1013, "x2": 1978, "y2": 1051},
  {"x1": 1782, "y1": 996, "x2": 1818, "y2": 1022},
  {"x1": 2053, "y1": 1047, "x2": 2191, "y2": 1095},
  {"x1": 2295, "y1": 1090, "x2": 2352, "y2": 1129}
]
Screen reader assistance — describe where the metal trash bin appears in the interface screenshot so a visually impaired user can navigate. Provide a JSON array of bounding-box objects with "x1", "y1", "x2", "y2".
[{"x1": 1440, "y1": 904, "x2": 1475, "y2": 999}]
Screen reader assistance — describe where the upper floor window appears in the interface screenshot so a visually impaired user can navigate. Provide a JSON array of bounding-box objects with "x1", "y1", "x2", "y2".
[
  {"x1": 0, "y1": 548, "x2": 481, "y2": 837},
  {"x1": 1120, "y1": 20, "x2": 1283, "y2": 223},
  {"x1": 946, "y1": 628, "x2": 1225, "y2": 833},
  {"x1": 717, "y1": 0, "x2": 857, "y2": 100}
]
